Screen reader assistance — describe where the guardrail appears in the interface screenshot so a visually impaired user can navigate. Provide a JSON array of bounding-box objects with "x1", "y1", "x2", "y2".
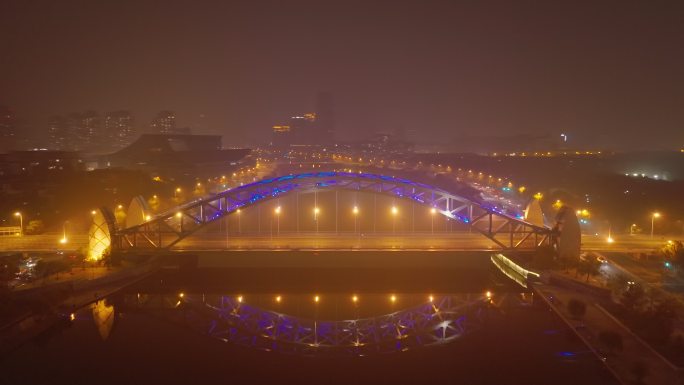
[{"x1": 0, "y1": 227, "x2": 21, "y2": 236}]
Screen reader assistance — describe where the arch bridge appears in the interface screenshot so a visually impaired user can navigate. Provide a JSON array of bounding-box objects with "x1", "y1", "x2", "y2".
[{"x1": 104, "y1": 172, "x2": 553, "y2": 253}]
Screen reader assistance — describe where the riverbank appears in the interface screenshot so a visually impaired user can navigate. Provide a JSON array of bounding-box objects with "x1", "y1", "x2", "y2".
[
  {"x1": 0, "y1": 260, "x2": 160, "y2": 358},
  {"x1": 532, "y1": 281, "x2": 682, "y2": 385}
]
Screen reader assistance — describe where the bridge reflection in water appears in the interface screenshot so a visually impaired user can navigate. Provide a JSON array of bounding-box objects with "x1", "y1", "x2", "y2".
[{"x1": 125, "y1": 293, "x2": 490, "y2": 356}]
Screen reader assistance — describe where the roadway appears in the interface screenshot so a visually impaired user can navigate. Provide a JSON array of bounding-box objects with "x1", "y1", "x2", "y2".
[{"x1": 0, "y1": 232, "x2": 673, "y2": 252}]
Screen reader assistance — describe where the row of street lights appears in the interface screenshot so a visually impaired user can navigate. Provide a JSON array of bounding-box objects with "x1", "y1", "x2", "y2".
[
  {"x1": 224, "y1": 203, "x2": 448, "y2": 235},
  {"x1": 209, "y1": 293, "x2": 465, "y2": 305},
  {"x1": 264, "y1": 204, "x2": 410, "y2": 235},
  {"x1": 609, "y1": 211, "x2": 662, "y2": 244}
]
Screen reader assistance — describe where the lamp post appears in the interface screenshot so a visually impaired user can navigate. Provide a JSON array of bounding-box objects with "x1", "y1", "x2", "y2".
[
  {"x1": 391, "y1": 206, "x2": 398, "y2": 234},
  {"x1": 174, "y1": 187, "x2": 181, "y2": 199},
  {"x1": 236, "y1": 208, "x2": 241, "y2": 234},
  {"x1": 176, "y1": 212, "x2": 183, "y2": 232},
  {"x1": 430, "y1": 207, "x2": 436, "y2": 234},
  {"x1": 14, "y1": 212, "x2": 22, "y2": 236},
  {"x1": 314, "y1": 207, "x2": 320, "y2": 234},
  {"x1": 60, "y1": 221, "x2": 68, "y2": 244},
  {"x1": 607, "y1": 225, "x2": 614, "y2": 244},
  {"x1": 630, "y1": 223, "x2": 637, "y2": 235},
  {"x1": 651, "y1": 212, "x2": 661, "y2": 239},
  {"x1": 353, "y1": 206, "x2": 359, "y2": 234},
  {"x1": 274, "y1": 206, "x2": 281, "y2": 237}
]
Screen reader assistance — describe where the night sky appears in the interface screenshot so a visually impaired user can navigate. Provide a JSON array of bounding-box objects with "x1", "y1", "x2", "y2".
[{"x1": 1, "y1": 0, "x2": 683, "y2": 148}]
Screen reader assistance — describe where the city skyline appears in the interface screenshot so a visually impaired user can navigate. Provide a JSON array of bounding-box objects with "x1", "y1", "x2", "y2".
[
  {"x1": 2, "y1": 1, "x2": 684, "y2": 150},
  {"x1": 2, "y1": 2, "x2": 684, "y2": 382}
]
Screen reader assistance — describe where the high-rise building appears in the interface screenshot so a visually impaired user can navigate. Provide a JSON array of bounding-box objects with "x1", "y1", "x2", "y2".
[
  {"x1": 271, "y1": 124, "x2": 292, "y2": 147},
  {"x1": 81, "y1": 110, "x2": 102, "y2": 149},
  {"x1": 48, "y1": 115, "x2": 69, "y2": 150},
  {"x1": 150, "y1": 110, "x2": 176, "y2": 134},
  {"x1": 0, "y1": 105, "x2": 17, "y2": 152},
  {"x1": 269, "y1": 93, "x2": 336, "y2": 148},
  {"x1": 271, "y1": 113, "x2": 317, "y2": 147},
  {"x1": 105, "y1": 110, "x2": 135, "y2": 149},
  {"x1": 47, "y1": 111, "x2": 107, "y2": 151},
  {"x1": 62, "y1": 111, "x2": 103, "y2": 151}
]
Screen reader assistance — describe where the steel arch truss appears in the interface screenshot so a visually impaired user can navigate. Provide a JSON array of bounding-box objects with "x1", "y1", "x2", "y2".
[{"x1": 113, "y1": 172, "x2": 552, "y2": 251}]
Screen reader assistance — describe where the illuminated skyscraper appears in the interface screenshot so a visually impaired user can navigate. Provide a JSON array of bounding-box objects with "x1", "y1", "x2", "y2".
[
  {"x1": 271, "y1": 124, "x2": 292, "y2": 147},
  {"x1": 63, "y1": 111, "x2": 102, "y2": 151},
  {"x1": 105, "y1": 110, "x2": 135, "y2": 149},
  {"x1": 47, "y1": 115, "x2": 68, "y2": 150},
  {"x1": 270, "y1": 93, "x2": 336, "y2": 147},
  {"x1": 47, "y1": 111, "x2": 107, "y2": 151},
  {"x1": 80, "y1": 110, "x2": 102, "y2": 149},
  {"x1": 150, "y1": 110, "x2": 176, "y2": 134}
]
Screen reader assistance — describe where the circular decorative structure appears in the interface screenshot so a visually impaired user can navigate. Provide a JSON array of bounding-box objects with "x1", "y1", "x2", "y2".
[
  {"x1": 553, "y1": 206, "x2": 581, "y2": 261},
  {"x1": 88, "y1": 208, "x2": 113, "y2": 261},
  {"x1": 125, "y1": 195, "x2": 152, "y2": 228}
]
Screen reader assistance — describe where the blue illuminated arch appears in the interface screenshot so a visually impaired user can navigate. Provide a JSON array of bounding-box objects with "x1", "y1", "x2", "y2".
[{"x1": 114, "y1": 172, "x2": 552, "y2": 250}]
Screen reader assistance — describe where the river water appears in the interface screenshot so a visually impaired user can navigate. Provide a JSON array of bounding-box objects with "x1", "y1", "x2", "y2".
[{"x1": 0, "y1": 251, "x2": 618, "y2": 385}]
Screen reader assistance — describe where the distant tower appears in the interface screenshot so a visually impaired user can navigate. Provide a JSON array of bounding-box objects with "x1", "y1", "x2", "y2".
[
  {"x1": 314, "y1": 92, "x2": 335, "y2": 144},
  {"x1": 0, "y1": 105, "x2": 17, "y2": 152},
  {"x1": 271, "y1": 124, "x2": 292, "y2": 147},
  {"x1": 48, "y1": 115, "x2": 68, "y2": 150},
  {"x1": 150, "y1": 110, "x2": 176, "y2": 134},
  {"x1": 105, "y1": 111, "x2": 135, "y2": 149}
]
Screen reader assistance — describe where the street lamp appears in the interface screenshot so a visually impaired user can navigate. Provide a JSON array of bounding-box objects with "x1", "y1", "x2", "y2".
[
  {"x1": 353, "y1": 206, "x2": 359, "y2": 234},
  {"x1": 236, "y1": 208, "x2": 241, "y2": 234},
  {"x1": 314, "y1": 207, "x2": 320, "y2": 233},
  {"x1": 274, "y1": 206, "x2": 281, "y2": 236},
  {"x1": 630, "y1": 223, "x2": 637, "y2": 235},
  {"x1": 14, "y1": 212, "x2": 22, "y2": 236},
  {"x1": 430, "y1": 207, "x2": 436, "y2": 234},
  {"x1": 607, "y1": 225, "x2": 614, "y2": 244},
  {"x1": 174, "y1": 187, "x2": 181, "y2": 199},
  {"x1": 176, "y1": 212, "x2": 183, "y2": 231},
  {"x1": 651, "y1": 212, "x2": 661, "y2": 239},
  {"x1": 391, "y1": 206, "x2": 398, "y2": 234},
  {"x1": 60, "y1": 221, "x2": 68, "y2": 244}
]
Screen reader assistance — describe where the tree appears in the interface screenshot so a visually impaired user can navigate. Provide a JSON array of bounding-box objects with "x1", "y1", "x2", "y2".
[
  {"x1": 34, "y1": 259, "x2": 70, "y2": 278},
  {"x1": 598, "y1": 330, "x2": 623, "y2": 353},
  {"x1": 641, "y1": 299, "x2": 678, "y2": 344},
  {"x1": 567, "y1": 298, "x2": 587, "y2": 319},
  {"x1": 577, "y1": 258, "x2": 600, "y2": 283},
  {"x1": 660, "y1": 240, "x2": 684, "y2": 271},
  {"x1": 621, "y1": 283, "x2": 646, "y2": 313},
  {"x1": 23, "y1": 219, "x2": 45, "y2": 235}
]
